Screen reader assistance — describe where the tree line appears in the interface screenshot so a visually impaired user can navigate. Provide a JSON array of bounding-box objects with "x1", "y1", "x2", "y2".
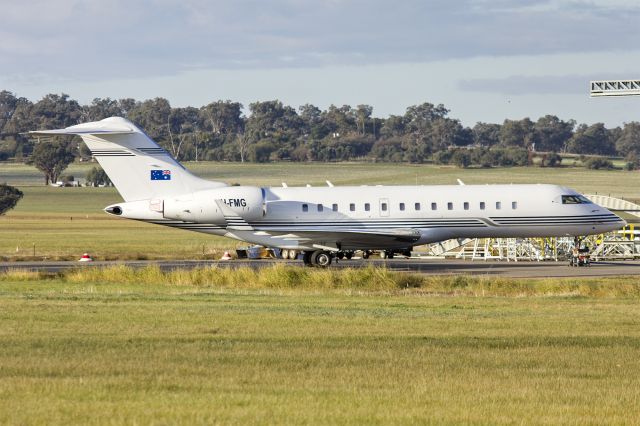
[{"x1": 2, "y1": 90, "x2": 640, "y2": 170}]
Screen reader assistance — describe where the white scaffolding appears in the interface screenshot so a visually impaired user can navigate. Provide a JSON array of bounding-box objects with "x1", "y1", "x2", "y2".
[{"x1": 590, "y1": 80, "x2": 640, "y2": 97}]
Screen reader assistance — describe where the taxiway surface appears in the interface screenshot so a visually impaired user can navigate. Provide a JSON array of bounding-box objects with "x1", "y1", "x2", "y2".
[{"x1": 1, "y1": 258, "x2": 639, "y2": 278}]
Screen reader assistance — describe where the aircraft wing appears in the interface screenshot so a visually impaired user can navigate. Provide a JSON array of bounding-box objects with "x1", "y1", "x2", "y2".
[{"x1": 247, "y1": 227, "x2": 422, "y2": 250}]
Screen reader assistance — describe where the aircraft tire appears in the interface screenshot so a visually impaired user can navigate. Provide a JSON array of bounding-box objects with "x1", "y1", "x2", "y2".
[
  {"x1": 289, "y1": 250, "x2": 298, "y2": 260},
  {"x1": 303, "y1": 251, "x2": 313, "y2": 266},
  {"x1": 281, "y1": 249, "x2": 289, "y2": 259},
  {"x1": 312, "y1": 250, "x2": 332, "y2": 268}
]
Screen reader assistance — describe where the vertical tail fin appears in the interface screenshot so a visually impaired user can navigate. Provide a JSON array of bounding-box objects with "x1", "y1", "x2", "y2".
[{"x1": 30, "y1": 117, "x2": 226, "y2": 201}]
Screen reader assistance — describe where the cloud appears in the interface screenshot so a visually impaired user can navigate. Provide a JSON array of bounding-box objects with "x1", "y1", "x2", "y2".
[{"x1": 1, "y1": 0, "x2": 639, "y2": 83}]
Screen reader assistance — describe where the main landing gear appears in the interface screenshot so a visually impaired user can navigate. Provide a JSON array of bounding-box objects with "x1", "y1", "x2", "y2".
[{"x1": 303, "y1": 250, "x2": 333, "y2": 267}]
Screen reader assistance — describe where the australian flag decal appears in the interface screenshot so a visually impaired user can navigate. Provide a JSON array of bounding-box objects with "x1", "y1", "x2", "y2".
[{"x1": 151, "y1": 169, "x2": 171, "y2": 180}]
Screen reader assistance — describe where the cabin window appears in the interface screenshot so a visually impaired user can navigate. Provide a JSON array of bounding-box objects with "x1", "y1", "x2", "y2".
[
  {"x1": 415, "y1": 202, "x2": 421, "y2": 211},
  {"x1": 431, "y1": 202, "x2": 437, "y2": 210},
  {"x1": 365, "y1": 203, "x2": 371, "y2": 211},
  {"x1": 512, "y1": 201, "x2": 517, "y2": 210},
  {"x1": 399, "y1": 203, "x2": 405, "y2": 211},
  {"x1": 562, "y1": 195, "x2": 592, "y2": 204},
  {"x1": 464, "y1": 202, "x2": 469, "y2": 210},
  {"x1": 302, "y1": 204, "x2": 308, "y2": 212},
  {"x1": 332, "y1": 203, "x2": 338, "y2": 212},
  {"x1": 447, "y1": 202, "x2": 453, "y2": 210},
  {"x1": 480, "y1": 202, "x2": 485, "y2": 210},
  {"x1": 350, "y1": 203, "x2": 355, "y2": 212},
  {"x1": 317, "y1": 204, "x2": 323, "y2": 212},
  {"x1": 496, "y1": 201, "x2": 501, "y2": 210},
  {"x1": 381, "y1": 203, "x2": 388, "y2": 211}
]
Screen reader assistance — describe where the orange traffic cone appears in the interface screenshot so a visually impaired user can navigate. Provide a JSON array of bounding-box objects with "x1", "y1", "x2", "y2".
[
  {"x1": 79, "y1": 253, "x2": 93, "y2": 262},
  {"x1": 220, "y1": 251, "x2": 232, "y2": 260}
]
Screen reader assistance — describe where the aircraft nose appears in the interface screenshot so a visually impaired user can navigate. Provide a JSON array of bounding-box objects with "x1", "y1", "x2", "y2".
[{"x1": 600, "y1": 209, "x2": 626, "y2": 232}]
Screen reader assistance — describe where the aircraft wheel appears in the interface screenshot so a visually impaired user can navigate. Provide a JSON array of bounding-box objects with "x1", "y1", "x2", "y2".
[
  {"x1": 303, "y1": 251, "x2": 313, "y2": 266},
  {"x1": 337, "y1": 252, "x2": 345, "y2": 260},
  {"x1": 345, "y1": 252, "x2": 353, "y2": 260},
  {"x1": 312, "y1": 250, "x2": 332, "y2": 268},
  {"x1": 281, "y1": 249, "x2": 289, "y2": 259},
  {"x1": 381, "y1": 251, "x2": 395, "y2": 259},
  {"x1": 288, "y1": 250, "x2": 298, "y2": 260},
  {"x1": 362, "y1": 251, "x2": 370, "y2": 259}
]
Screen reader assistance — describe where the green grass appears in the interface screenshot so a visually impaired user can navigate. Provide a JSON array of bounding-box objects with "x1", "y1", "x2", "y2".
[
  {"x1": 3, "y1": 161, "x2": 639, "y2": 197},
  {"x1": 1, "y1": 161, "x2": 638, "y2": 260},
  {"x1": 1, "y1": 269, "x2": 640, "y2": 424}
]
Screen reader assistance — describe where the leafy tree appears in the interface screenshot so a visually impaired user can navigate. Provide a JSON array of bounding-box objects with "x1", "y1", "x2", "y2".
[
  {"x1": 30, "y1": 140, "x2": 76, "y2": 185},
  {"x1": 86, "y1": 166, "x2": 112, "y2": 187},
  {"x1": 615, "y1": 122, "x2": 640, "y2": 158},
  {"x1": 29, "y1": 93, "x2": 82, "y2": 130},
  {"x1": 451, "y1": 150, "x2": 471, "y2": 168},
  {"x1": 380, "y1": 115, "x2": 406, "y2": 138},
  {"x1": 83, "y1": 98, "x2": 129, "y2": 121},
  {"x1": 431, "y1": 118, "x2": 473, "y2": 150},
  {"x1": 0, "y1": 90, "x2": 20, "y2": 135},
  {"x1": 584, "y1": 157, "x2": 614, "y2": 170},
  {"x1": 499, "y1": 118, "x2": 536, "y2": 148},
  {"x1": 404, "y1": 103, "x2": 449, "y2": 150},
  {"x1": 566, "y1": 123, "x2": 616, "y2": 156},
  {"x1": 298, "y1": 104, "x2": 327, "y2": 139},
  {"x1": 2, "y1": 96, "x2": 35, "y2": 158},
  {"x1": 322, "y1": 105, "x2": 356, "y2": 136},
  {"x1": 127, "y1": 97, "x2": 171, "y2": 142},
  {"x1": 355, "y1": 104, "x2": 373, "y2": 135},
  {"x1": 472, "y1": 122, "x2": 501, "y2": 147},
  {"x1": 167, "y1": 106, "x2": 200, "y2": 160},
  {"x1": 432, "y1": 150, "x2": 452, "y2": 165},
  {"x1": 371, "y1": 138, "x2": 404, "y2": 162},
  {"x1": 534, "y1": 115, "x2": 575, "y2": 152},
  {"x1": 246, "y1": 100, "x2": 302, "y2": 140},
  {"x1": 200, "y1": 100, "x2": 243, "y2": 135},
  {"x1": 0, "y1": 183, "x2": 23, "y2": 215},
  {"x1": 248, "y1": 141, "x2": 276, "y2": 162}
]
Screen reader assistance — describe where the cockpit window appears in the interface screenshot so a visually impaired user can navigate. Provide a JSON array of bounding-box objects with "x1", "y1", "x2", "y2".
[{"x1": 562, "y1": 195, "x2": 592, "y2": 204}]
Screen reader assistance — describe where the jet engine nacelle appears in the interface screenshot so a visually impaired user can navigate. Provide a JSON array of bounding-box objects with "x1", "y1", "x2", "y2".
[{"x1": 163, "y1": 186, "x2": 265, "y2": 223}]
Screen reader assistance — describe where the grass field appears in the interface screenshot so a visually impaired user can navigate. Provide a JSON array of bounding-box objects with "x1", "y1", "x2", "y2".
[
  {"x1": 1, "y1": 268, "x2": 640, "y2": 424},
  {"x1": 1, "y1": 161, "x2": 639, "y2": 260}
]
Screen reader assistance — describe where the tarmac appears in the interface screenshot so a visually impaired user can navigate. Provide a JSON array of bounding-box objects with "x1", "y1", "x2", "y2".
[{"x1": 1, "y1": 258, "x2": 640, "y2": 278}]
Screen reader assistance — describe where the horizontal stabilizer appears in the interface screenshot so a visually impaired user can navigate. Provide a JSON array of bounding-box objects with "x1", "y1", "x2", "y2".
[{"x1": 29, "y1": 118, "x2": 135, "y2": 136}]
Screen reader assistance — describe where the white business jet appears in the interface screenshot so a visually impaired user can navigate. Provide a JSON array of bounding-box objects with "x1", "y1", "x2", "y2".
[{"x1": 31, "y1": 117, "x2": 625, "y2": 267}]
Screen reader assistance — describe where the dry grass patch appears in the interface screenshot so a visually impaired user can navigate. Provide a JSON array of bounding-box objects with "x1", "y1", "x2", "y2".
[{"x1": 4, "y1": 264, "x2": 638, "y2": 297}]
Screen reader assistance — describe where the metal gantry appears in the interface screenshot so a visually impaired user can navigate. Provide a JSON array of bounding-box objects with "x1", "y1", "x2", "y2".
[{"x1": 590, "y1": 80, "x2": 640, "y2": 97}]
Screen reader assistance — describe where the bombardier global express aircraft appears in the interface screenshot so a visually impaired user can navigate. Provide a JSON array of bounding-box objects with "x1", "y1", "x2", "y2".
[{"x1": 31, "y1": 117, "x2": 625, "y2": 267}]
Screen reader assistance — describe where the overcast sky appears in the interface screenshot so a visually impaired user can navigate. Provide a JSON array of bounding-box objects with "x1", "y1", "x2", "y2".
[{"x1": 1, "y1": 0, "x2": 639, "y2": 126}]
